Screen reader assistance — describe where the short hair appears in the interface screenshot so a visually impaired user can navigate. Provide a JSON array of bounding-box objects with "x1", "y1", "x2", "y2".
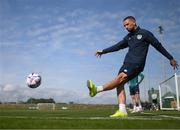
[{"x1": 123, "y1": 16, "x2": 136, "y2": 22}]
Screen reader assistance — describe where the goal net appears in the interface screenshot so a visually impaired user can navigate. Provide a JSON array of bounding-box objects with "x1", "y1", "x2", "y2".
[
  {"x1": 37, "y1": 103, "x2": 56, "y2": 110},
  {"x1": 159, "y1": 73, "x2": 180, "y2": 110}
]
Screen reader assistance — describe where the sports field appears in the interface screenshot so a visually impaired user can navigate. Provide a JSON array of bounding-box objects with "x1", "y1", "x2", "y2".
[{"x1": 0, "y1": 104, "x2": 180, "y2": 129}]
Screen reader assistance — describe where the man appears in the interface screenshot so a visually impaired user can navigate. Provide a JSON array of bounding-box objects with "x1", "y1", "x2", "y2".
[
  {"x1": 128, "y1": 73, "x2": 144, "y2": 113},
  {"x1": 87, "y1": 16, "x2": 178, "y2": 117},
  {"x1": 151, "y1": 88, "x2": 159, "y2": 111}
]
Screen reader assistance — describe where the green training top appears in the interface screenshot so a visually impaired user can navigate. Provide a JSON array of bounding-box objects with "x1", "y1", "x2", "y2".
[{"x1": 128, "y1": 73, "x2": 144, "y2": 88}]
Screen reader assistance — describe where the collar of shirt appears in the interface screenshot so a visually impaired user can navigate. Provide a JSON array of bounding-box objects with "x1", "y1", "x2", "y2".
[{"x1": 130, "y1": 26, "x2": 140, "y2": 35}]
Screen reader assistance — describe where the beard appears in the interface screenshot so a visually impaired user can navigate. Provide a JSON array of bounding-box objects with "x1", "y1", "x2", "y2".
[
  {"x1": 126, "y1": 28, "x2": 134, "y2": 32},
  {"x1": 126, "y1": 26, "x2": 137, "y2": 33}
]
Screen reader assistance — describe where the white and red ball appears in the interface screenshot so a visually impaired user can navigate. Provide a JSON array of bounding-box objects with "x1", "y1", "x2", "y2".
[{"x1": 26, "y1": 73, "x2": 41, "y2": 88}]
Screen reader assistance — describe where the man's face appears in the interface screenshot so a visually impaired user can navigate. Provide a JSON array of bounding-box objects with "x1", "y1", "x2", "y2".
[{"x1": 123, "y1": 19, "x2": 136, "y2": 32}]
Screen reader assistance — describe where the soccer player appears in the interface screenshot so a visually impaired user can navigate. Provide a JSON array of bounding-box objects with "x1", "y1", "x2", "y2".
[
  {"x1": 87, "y1": 16, "x2": 179, "y2": 117},
  {"x1": 151, "y1": 88, "x2": 159, "y2": 111},
  {"x1": 128, "y1": 73, "x2": 144, "y2": 113}
]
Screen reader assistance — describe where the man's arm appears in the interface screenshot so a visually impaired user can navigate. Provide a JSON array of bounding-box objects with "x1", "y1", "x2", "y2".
[
  {"x1": 95, "y1": 38, "x2": 128, "y2": 57},
  {"x1": 145, "y1": 31, "x2": 179, "y2": 70},
  {"x1": 102, "y1": 39, "x2": 128, "y2": 54}
]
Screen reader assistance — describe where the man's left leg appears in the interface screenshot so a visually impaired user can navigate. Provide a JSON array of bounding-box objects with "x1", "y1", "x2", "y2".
[{"x1": 110, "y1": 84, "x2": 128, "y2": 117}]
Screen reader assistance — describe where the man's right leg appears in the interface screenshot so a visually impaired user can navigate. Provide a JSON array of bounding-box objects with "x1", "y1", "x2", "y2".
[
  {"x1": 87, "y1": 72, "x2": 127, "y2": 97},
  {"x1": 102, "y1": 72, "x2": 127, "y2": 91}
]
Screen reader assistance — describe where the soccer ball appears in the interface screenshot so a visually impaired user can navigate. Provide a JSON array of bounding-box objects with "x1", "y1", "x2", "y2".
[{"x1": 26, "y1": 73, "x2": 41, "y2": 88}]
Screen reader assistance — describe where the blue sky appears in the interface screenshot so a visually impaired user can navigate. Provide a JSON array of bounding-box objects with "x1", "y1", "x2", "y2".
[{"x1": 0, "y1": 0, "x2": 180, "y2": 104}]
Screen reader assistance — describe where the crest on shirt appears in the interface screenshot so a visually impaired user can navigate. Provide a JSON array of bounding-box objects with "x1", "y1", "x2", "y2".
[{"x1": 137, "y1": 34, "x2": 142, "y2": 40}]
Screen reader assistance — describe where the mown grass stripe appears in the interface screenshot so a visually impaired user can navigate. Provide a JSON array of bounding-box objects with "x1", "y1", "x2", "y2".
[{"x1": 1, "y1": 115, "x2": 180, "y2": 120}]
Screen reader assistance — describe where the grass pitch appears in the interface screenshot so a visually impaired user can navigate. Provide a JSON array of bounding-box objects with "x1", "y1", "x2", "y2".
[{"x1": 0, "y1": 104, "x2": 180, "y2": 129}]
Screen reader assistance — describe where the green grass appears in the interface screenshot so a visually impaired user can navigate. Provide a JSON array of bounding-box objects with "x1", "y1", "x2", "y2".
[{"x1": 0, "y1": 104, "x2": 180, "y2": 129}]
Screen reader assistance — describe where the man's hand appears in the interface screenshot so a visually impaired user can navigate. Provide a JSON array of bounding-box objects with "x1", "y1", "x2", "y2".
[
  {"x1": 170, "y1": 59, "x2": 179, "y2": 70},
  {"x1": 95, "y1": 50, "x2": 103, "y2": 58}
]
